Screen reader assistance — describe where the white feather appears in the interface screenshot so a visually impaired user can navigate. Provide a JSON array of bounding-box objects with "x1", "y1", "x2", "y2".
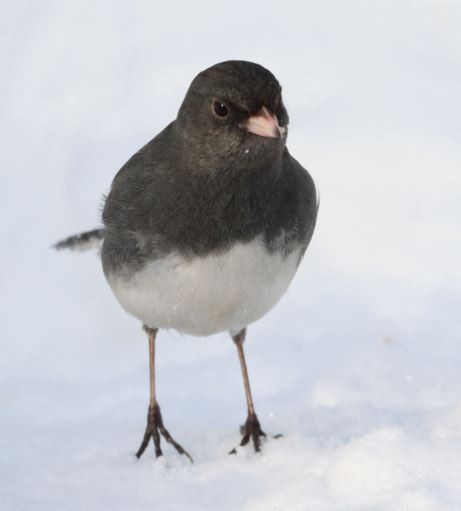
[{"x1": 106, "y1": 238, "x2": 303, "y2": 336}]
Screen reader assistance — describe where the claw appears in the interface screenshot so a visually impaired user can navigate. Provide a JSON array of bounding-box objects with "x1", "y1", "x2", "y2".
[
  {"x1": 136, "y1": 404, "x2": 193, "y2": 463},
  {"x1": 229, "y1": 413, "x2": 271, "y2": 454}
]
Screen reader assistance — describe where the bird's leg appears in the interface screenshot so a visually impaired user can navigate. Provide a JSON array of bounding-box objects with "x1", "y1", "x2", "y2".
[
  {"x1": 136, "y1": 326, "x2": 193, "y2": 462},
  {"x1": 230, "y1": 328, "x2": 267, "y2": 454}
]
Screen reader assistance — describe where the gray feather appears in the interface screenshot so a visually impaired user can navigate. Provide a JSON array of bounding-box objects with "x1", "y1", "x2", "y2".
[{"x1": 53, "y1": 228, "x2": 104, "y2": 252}]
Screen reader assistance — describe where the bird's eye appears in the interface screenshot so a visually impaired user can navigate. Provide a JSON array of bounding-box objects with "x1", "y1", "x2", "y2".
[{"x1": 212, "y1": 101, "x2": 229, "y2": 118}]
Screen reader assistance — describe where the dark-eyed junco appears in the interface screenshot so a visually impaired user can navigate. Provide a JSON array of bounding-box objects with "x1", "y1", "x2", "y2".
[{"x1": 56, "y1": 60, "x2": 318, "y2": 462}]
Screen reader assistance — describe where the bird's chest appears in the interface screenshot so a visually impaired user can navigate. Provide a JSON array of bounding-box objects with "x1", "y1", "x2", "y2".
[{"x1": 107, "y1": 238, "x2": 302, "y2": 336}]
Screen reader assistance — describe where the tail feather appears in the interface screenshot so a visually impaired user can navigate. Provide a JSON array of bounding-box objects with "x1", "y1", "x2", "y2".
[{"x1": 53, "y1": 228, "x2": 105, "y2": 252}]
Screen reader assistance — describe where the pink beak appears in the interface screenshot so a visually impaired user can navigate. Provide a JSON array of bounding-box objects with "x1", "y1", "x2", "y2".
[{"x1": 243, "y1": 106, "x2": 284, "y2": 139}]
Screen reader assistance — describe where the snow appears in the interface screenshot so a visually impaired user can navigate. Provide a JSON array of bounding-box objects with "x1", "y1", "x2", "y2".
[{"x1": 1, "y1": 1, "x2": 461, "y2": 509}]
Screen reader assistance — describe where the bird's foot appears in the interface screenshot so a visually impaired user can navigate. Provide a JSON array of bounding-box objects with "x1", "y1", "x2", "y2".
[
  {"x1": 229, "y1": 413, "x2": 272, "y2": 454},
  {"x1": 136, "y1": 403, "x2": 193, "y2": 463}
]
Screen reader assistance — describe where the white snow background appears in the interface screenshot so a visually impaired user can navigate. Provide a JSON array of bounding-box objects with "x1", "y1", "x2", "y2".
[{"x1": 1, "y1": 1, "x2": 461, "y2": 509}]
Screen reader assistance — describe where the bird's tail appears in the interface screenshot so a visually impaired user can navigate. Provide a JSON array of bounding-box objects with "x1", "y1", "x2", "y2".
[{"x1": 53, "y1": 228, "x2": 105, "y2": 252}]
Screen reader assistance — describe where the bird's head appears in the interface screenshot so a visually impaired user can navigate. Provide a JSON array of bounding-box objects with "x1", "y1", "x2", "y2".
[{"x1": 176, "y1": 60, "x2": 289, "y2": 172}]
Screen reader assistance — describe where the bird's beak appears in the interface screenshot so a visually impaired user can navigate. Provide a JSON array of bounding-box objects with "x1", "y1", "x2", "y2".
[{"x1": 243, "y1": 106, "x2": 285, "y2": 139}]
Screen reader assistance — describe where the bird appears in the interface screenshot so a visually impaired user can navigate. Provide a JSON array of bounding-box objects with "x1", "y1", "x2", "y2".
[{"x1": 55, "y1": 60, "x2": 318, "y2": 462}]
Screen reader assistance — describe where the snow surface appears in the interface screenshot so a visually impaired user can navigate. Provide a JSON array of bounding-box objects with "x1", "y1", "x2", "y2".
[{"x1": 1, "y1": 1, "x2": 461, "y2": 509}]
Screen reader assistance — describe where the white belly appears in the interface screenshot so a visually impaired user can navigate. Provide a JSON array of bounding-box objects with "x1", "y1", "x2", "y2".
[{"x1": 106, "y1": 238, "x2": 302, "y2": 336}]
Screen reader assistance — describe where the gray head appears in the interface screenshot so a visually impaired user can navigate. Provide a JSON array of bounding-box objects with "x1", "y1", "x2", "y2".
[{"x1": 176, "y1": 60, "x2": 289, "y2": 172}]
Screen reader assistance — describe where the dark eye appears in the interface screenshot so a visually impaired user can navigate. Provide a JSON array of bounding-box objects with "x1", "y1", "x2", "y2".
[{"x1": 212, "y1": 101, "x2": 229, "y2": 118}]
